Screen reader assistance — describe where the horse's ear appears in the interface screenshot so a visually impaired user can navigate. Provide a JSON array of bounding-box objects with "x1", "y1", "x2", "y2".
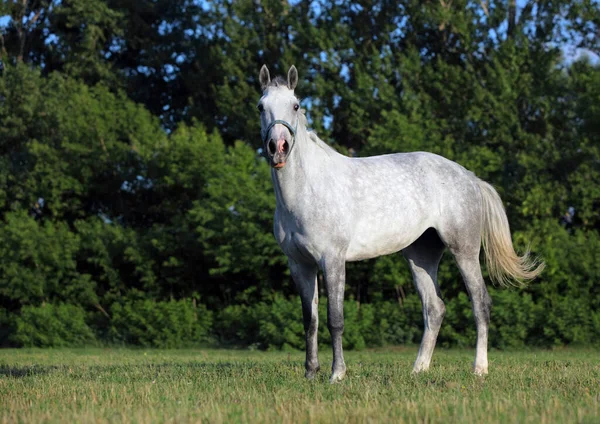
[
  {"x1": 287, "y1": 65, "x2": 298, "y2": 91},
  {"x1": 259, "y1": 65, "x2": 271, "y2": 90}
]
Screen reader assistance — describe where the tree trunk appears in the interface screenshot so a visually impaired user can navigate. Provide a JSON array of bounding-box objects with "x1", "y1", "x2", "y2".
[{"x1": 508, "y1": 0, "x2": 517, "y2": 38}]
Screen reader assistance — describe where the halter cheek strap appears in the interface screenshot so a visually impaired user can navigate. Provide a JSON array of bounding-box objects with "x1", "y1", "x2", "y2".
[{"x1": 262, "y1": 119, "x2": 298, "y2": 159}]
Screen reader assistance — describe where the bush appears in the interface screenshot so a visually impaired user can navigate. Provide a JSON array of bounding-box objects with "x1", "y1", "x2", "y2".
[
  {"x1": 438, "y1": 292, "x2": 476, "y2": 348},
  {"x1": 339, "y1": 300, "x2": 375, "y2": 350},
  {"x1": 214, "y1": 289, "x2": 600, "y2": 352},
  {"x1": 0, "y1": 308, "x2": 11, "y2": 347},
  {"x1": 214, "y1": 295, "x2": 304, "y2": 350},
  {"x1": 216, "y1": 294, "x2": 424, "y2": 351},
  {"x1": 489, "y1": 289, "x2": 538, "y2": 349},
  {"x1": 535, "y1": 296, "x2": 597, "y2": 347},
  {"x1": 12, "y1": 303, "x2": 96, "y2": 347},
  {"x1": 371, "y1": 295, "x2": 424, "y2": 346},
  {"x1": 109, "y1": 299, "x2": 212, "y2": 348}
]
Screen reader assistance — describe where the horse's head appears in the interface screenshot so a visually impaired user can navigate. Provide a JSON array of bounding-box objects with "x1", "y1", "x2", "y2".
[{"x1": 257, "y1": 65, "x2": 300, "y2": 170}]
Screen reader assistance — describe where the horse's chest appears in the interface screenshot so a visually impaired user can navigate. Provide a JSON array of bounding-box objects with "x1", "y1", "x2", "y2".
[
  {"x1": 274, "y1": 208, "x2": 346, "y2": 264},
  {"x1": 279, "y1": 230, "x2": 321, "y2": 264}
]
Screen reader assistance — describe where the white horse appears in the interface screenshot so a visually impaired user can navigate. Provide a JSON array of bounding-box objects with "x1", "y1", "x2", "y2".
[{"x1": 257, "y1": 65, "x2": 543, "y2": 383}]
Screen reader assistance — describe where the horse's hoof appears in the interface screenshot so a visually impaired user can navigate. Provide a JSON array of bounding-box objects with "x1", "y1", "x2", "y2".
[
  {"x1": 329, "y1": 370, "x2": 346, "y2": 384},
  {"x1": 305, "y1": 367, "x2": 320, "y2": 380},
  {"x1": 474, "y1": 366, "x2": 488, "y2": 376},
  {"x1": 412, "y1": 363, "x2": 430, "y2": 374}
]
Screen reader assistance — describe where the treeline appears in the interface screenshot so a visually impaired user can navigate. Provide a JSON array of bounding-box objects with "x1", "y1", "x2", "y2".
[{"x1": 0, "y1": 0, "x2": 599, "y2": 348}]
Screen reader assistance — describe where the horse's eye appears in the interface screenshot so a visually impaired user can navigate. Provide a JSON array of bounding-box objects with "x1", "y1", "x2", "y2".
[
  {"x1": 257, "y1": 104, "x2": 264, "y2": 113},
  {"x1": 294, "y1": 104, "x2": 299, "y2": 111}
]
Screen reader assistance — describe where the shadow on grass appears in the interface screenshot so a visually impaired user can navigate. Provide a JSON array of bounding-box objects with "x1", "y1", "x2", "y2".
[
  {"x1": 0, "y1": 364, "x2": 59, "y2": 378},
  {"x1": 0, "y1": 360, "x2": 304, "y2": 380}
]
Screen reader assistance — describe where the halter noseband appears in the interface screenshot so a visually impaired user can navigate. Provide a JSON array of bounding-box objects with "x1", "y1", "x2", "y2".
[{"x1": 262, "y1": 119, "x2": 298, "y2": 159}]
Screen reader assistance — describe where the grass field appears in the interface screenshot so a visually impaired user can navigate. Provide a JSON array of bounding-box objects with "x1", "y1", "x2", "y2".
[{"x1": 1, "y1": 347, "x2": 598, "y2": 423}]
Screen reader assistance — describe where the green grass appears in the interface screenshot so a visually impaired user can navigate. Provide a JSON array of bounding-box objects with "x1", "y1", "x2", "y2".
[{"x1": 1, "y1": 347, "x2": 598, "y2": 423}]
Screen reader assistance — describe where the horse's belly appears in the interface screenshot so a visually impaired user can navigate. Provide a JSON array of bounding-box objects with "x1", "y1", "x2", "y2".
[{"x1": 345, "y1": 219, "x2": 430, "y2": 262}]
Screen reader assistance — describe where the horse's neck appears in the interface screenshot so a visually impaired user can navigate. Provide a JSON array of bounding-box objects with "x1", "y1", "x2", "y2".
[{"x1": 271, "y1": 129, "x2": 340, "y2": 210}]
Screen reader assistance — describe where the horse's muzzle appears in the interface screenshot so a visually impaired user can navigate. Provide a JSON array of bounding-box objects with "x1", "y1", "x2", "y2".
[
  {"x1": 268, "y1": 138, "x2": 290, "y2": 169},
  {"x1": 262, "y1": 119, "x2": 297, "y2": 169}
]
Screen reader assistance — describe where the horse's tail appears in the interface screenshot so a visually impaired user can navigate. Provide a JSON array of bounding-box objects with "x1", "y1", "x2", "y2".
[{"x1": 477, "y1": 179, "x2": 544, "y2": 287}]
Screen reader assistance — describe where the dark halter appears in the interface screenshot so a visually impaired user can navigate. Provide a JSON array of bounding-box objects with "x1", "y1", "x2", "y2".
[{"x1": 262, "y1": 119, "x2": 298, "y2": 159}]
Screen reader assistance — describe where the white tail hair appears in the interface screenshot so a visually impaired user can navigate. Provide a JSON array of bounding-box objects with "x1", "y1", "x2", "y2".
[{"x1": 477, "y1": 180, "x2": 545, "y2": 287}]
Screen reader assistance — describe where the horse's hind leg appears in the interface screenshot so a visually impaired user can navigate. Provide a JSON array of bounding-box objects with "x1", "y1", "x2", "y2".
[
  {"x1": 453, "y1": 252, "x2": 492, "y2": 375},
  {"x1": 403, "y1": 229, "x2": 446, "y2": 373}
]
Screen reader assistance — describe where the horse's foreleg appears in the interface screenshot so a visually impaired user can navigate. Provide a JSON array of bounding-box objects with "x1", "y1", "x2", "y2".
[
  {"x1": 454, "y1": 253, "x2": 492, "y2": 376},
  {"x1": 322, "y1": 256, "x2": 347, "y2": 383},
  {"x1": 289, "y1": 259, "x2": 320, "y2": 379}
]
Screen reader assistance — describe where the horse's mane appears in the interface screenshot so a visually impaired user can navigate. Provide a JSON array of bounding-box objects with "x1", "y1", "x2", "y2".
[{"x1": 298, "y1": 111, "x2": 337, "y2": 156}]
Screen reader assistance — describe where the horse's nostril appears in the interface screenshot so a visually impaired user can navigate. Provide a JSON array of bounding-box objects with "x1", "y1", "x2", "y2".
[
  {"x1": 282, "y1": 141, "x2": 289, "y2": 154},
  {"x1": 268, "y1": 139, "x2": 277, "y2": 156}
]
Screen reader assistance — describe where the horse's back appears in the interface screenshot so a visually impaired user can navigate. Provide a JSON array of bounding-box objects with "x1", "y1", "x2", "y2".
[{"x1": 347, "y1": 151, "x2": 480, "y2": 217}]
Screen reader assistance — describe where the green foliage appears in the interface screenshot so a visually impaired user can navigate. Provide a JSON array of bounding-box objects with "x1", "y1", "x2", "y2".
[
  {"x1": 214, "y1": 295, "x2": 303, "y2": 350},
  {"x1": 50, "y1": 0, "x2": 124, "y2": 84},
  {"x1": 0, "y1": 64, "x2": 163, "y2": 222},
  {"x1": 216, "y1": 295, "x2": 439, "y2": 351},
  {"x1": 487, "y1": 290, "x2": 539, "y2": 349},
  {"x1": 0, "y1": 211, "x2": 95, "y2": 306},
  {"x1": 12, "y1": 303, "x2": 96, "y2": 347},
  {"x1": 216, "y1": 295, "x2": 344, "y2": 350},
  {"x1": 0, "y1": 308, "x2": 10, "y2": 346},
  {"x1": 189, "y1": 139, "x2": 286, "y2": 288},
  {"x1": 0, "y1": 0, "x2": 599, "y2": 349},
  {"x1": 109, "y1": 299, "x2": 213, "y2": 348},
  {"x1": 371, "y1": 296, "x2": 424, "y2": 347}
]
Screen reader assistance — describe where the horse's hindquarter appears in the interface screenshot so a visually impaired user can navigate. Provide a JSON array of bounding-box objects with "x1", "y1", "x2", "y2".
[{"x1": 344, "y1": 152, "x2": 480, "y2": 261}]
